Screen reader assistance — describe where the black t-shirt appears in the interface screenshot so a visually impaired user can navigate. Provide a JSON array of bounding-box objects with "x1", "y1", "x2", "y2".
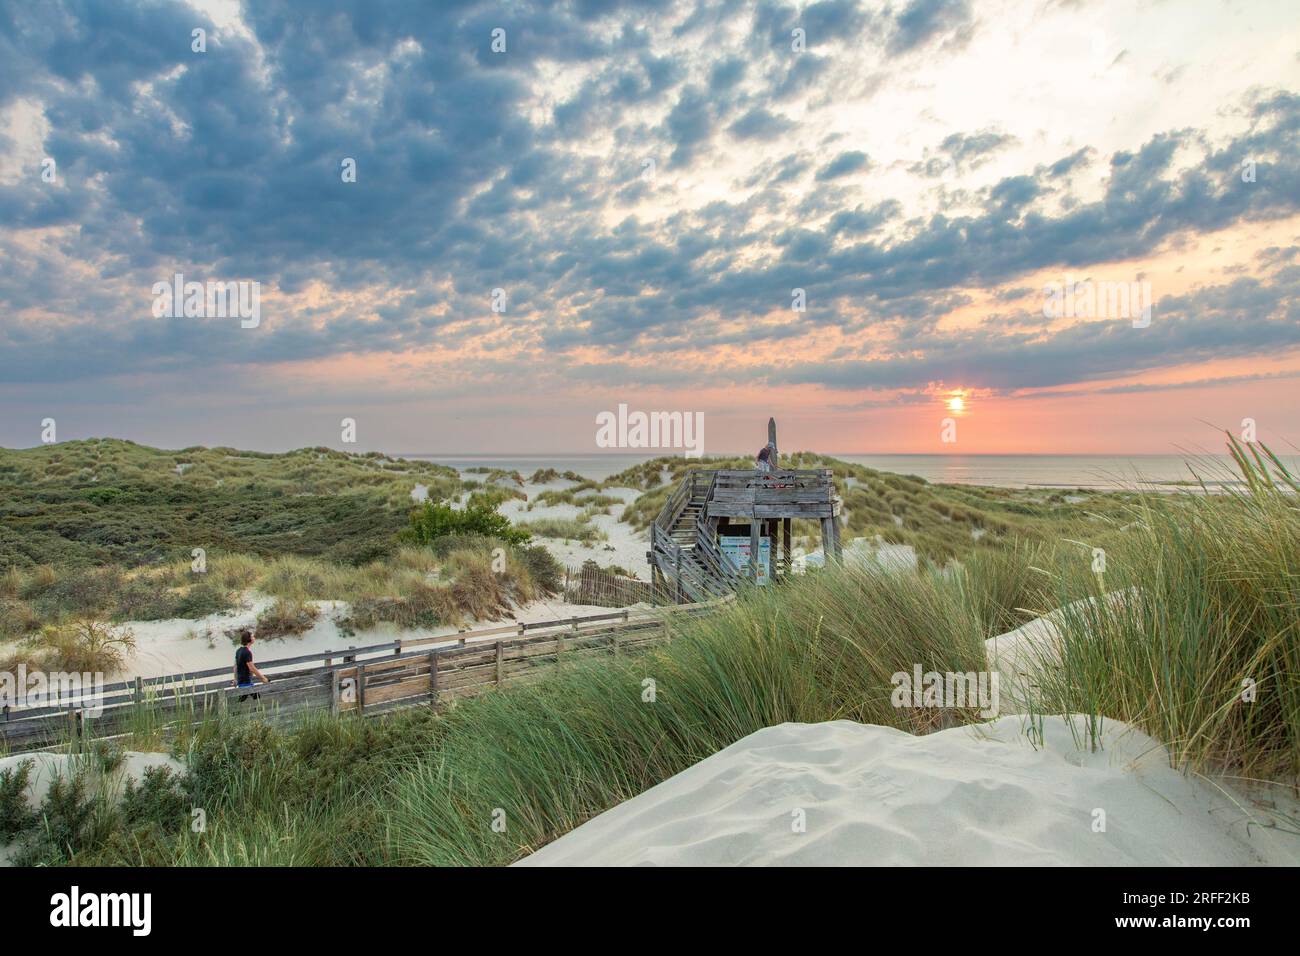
[{"x1": 235, "y1": 645, "x2": 253, "y2": 684}]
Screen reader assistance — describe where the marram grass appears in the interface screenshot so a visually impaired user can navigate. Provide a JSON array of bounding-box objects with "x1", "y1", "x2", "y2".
[{"x1": 5, "y1": 441, "x2": 1296, "y2": 865}]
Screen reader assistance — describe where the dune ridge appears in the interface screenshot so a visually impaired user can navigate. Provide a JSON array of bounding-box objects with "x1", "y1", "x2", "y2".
[{"x1": 517, "y1": 716, "x2": 1300, "y2": 867}]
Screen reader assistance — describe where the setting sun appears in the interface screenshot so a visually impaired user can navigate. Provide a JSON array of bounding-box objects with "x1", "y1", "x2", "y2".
[{"x1": 946, "y1": 396, "x2": 965, "y2": 412}]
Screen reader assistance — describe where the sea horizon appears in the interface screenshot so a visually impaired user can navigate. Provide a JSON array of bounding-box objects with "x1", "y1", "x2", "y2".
[{"x1": 400, "y1": 450, "x2": 1300, "y2": 490}]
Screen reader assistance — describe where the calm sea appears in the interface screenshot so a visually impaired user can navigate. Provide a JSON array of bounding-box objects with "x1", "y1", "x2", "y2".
[{"x1": 399, "y1": 453, "x2": 1299, "y2": 490}]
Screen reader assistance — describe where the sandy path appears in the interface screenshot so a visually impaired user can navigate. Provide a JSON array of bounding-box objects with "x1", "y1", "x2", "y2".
[{"x1": 117, "y1": 593, "x2": 617, "y2": 680}]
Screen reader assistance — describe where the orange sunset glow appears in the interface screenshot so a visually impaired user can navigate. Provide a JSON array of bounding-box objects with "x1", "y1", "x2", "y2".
[{"x1": 0, "y1": 0, "x2": 1296, "y2": 458}]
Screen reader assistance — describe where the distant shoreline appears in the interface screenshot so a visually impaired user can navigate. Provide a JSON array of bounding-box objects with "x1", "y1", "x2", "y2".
[{"x1": 402, "y1": 451, "x2": 1299, "y2": 491}]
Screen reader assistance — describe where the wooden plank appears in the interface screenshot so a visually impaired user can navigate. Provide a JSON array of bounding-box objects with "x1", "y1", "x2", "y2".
[{"x1": 362, "y1": 679, "x2": 431, "y2": 708}]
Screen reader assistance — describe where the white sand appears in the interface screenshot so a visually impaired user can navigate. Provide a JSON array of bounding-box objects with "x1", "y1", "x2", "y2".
[
  {"x1": 117, "y1": 593, "x2": 616, "y2": 680},
  {"x1": 497, "y1": 481, "x2": 650, "y2": 576},
  {"x1": 984, "y1": 592, "x2": 1134, "y2": 711},
  {"x1": 804, "y1": 537, "x2": 918, "y2": 574},
  {"x1": 516, "y1": 716, "x2": 1300, "y2": 866}
]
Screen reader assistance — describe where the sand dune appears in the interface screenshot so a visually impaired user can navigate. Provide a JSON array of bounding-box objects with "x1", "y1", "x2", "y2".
[
  {"x1": 116, "y1": 593, "x2": 615, "y2": 680},
  {"x1": 516, "y1": 716, "x2": 1300, "y2": 866},
  {"x1": 984, "y1": 591, "x2": 1136, "y2": 711}
]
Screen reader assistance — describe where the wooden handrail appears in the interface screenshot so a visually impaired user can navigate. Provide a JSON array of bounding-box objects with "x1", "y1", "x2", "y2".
[{"x1": 2, "y1": 605, "x2": 710, "y2": 714}]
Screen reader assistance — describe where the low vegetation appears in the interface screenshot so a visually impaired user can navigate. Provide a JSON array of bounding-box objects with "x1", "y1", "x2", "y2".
[
  {"x1": 255, "y1": 598, "x2": 321, "y2": 638},
  {"x1": 615, "y1": 451, "x2": 1142, "y2": 566},
  {"x1": 403, "y1": 497, "x2": 531, "y2": 547},
  {"x1": 4, "y1": 440, "x2": 1292, "y2": 866},
  {"x1": 515, "y1": 517, "x2": 607, "y2": 543},
  {"x1": 0, "y1": 442, "x2": 572, "y2": 670}
]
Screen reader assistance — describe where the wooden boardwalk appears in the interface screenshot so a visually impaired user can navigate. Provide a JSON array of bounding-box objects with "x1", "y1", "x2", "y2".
[{"x1": 0, "y1": 603, "x2": 721, "y2": 754}]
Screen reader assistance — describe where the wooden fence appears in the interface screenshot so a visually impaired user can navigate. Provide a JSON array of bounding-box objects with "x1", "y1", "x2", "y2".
[
  {"x1": 563, "y1": 563, "x2": 656, "y2": 607},
  {"x1": 0, "y1": 603, "x2": 722, "y2": 754}
]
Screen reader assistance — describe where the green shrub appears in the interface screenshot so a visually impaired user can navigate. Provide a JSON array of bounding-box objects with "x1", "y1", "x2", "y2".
[
  {"x1": 518, "y1": 544, "x2": 563, "y2": 594},
  {"x1": 402, "y1": 500, "x2": 530, "y2": 547},
  {"x1": 13, "y1": 766, "x2": 109, "y2": 866},
  {"x1": 256, "y1": 598, "x2": 320, "y2": 638},
  {"x1": 0, "y1": 759, "x2": 37, "y2": 841}
]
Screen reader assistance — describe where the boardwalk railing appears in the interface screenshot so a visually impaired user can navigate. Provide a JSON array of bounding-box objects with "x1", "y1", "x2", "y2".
[{"x1": 0, "y1": 602, "x2": 725, "y2": 754}]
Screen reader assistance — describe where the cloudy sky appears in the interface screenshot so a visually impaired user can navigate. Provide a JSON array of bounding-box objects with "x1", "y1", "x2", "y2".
[{"x1": 1, "y1": 0, "x2": 1298, "y2": 455}]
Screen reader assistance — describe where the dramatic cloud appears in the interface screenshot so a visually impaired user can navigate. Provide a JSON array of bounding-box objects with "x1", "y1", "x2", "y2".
[{"x1": 1, "y1": 0, "x2": 1298, "y2": 452}]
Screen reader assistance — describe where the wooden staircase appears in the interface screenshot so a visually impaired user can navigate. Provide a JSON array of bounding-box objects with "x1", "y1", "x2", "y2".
[
  {"x1": 649, "y1": 470, "x2": 738, "y2": 602},
  {"x1": 648, "y1": 465, "x2": 841, "y2": 603}
]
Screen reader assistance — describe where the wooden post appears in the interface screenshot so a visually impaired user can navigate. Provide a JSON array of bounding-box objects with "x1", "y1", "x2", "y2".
[
  {"x1": 495, "y1": 641, "x2": 504, "y2": 685},
  {"x1": 768, "y1": 416, "x2": 778, "y2": 468},
  {"x1": 783, "y1": 518, "x2": 792, "y2": 577},
  {"x1": 330, "y1": 668, "x2": 340, "y2": 714},
  {"x1": 133, "y1": 675, "x2": 144, "y2": 706},
  {"x1": 767, "y1": 519, "x2": 777, "y2": 583},
  {"x1": 750, "y1": 519, "x2": 760, "y2": 583},
  {"x1": 429, "y1": 651, "x2": 439, "y2": 706},
  {"x1": 674, "y1": 548, "x2": 683, "y2": 604},
  {"x1": 356, "y1": 661, "x2": 366, "y2": 715},
  {"x1": 821, "y1": 517, "x2": 842, "y2": 563}
]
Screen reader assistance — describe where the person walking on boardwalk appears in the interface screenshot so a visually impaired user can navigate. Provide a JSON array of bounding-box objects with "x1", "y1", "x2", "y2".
[{"x1": 233, "y1": 628, "x2": 269, "y2": 700}]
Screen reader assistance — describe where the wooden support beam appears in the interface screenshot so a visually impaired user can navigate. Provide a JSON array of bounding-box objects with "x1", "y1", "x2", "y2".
[
  {"x1": 821, "y1": 517, "x2": 837, "y2": 565},
  {"x1": 767, "y1": 519, "x2": 777, "y2": 582},
  {"x1": 750, "y1": 520, "x2": 760, "y2": 583}
]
